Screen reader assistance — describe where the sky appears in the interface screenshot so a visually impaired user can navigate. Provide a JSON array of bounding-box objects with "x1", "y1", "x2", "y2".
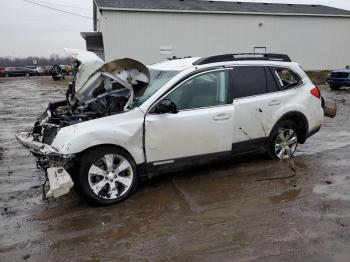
[{"x1": 0, "y1": 0, "x2": 349, "y2": 58}]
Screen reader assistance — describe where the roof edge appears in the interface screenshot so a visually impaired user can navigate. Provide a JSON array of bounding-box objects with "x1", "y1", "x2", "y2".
[{"x1": 98, "y1": 7, "x2": 350, "y2": 18}]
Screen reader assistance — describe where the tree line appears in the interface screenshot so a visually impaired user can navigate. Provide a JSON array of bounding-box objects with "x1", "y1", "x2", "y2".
[{"x1": 0, "y1": 55, "x2": 70, "y2": 67}]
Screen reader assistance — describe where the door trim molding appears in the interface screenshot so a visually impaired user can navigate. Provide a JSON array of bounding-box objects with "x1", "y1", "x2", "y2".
[{"x1": 145, "y1": 137, "x2": 268, "y2": 176}]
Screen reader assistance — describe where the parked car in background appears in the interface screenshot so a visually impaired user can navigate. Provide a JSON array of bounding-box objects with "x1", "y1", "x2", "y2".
[
  {"x1": 328, "y1": 69, "x2": 350, "y2": 90},
  {"x1": 0, "y1": 67, "x2": 5, "y2": 77},
  {"x1": 25, "y1": 66, "x2": 44, "y2": 76},
  {"x1": 43, "y1": 66, "x2": 53, "y2": 76},
  {"x1": 4, "y1": 67, "x2": 33, "y2": 77}
]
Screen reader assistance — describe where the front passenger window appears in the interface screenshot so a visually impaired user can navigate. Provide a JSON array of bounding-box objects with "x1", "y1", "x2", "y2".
[{"x1": 165, "y1": 71, "x2": 229, "y2": 110}]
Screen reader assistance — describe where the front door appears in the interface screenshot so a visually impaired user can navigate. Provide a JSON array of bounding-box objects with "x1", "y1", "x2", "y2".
[{"x1": 145, "y1": 69, "x2": 234, "y2": 165}]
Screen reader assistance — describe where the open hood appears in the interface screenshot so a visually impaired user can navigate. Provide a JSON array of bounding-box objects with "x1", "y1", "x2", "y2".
[{"x1": 64, "y1": 48, "x2": 150, "y2": 103}]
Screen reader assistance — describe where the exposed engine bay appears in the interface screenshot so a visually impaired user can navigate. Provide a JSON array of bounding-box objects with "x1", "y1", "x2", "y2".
[{"x1": 32, "y1": 49, "x2": 150, "y2": 145}]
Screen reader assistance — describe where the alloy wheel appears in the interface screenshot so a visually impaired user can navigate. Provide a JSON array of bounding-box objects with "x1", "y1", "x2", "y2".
[
  {"x1": 274, "y1": 128, "x2": 298, "y2": 159},
  {"x1": 88, "y1": 154, "x2": 134, "y2": 200}
]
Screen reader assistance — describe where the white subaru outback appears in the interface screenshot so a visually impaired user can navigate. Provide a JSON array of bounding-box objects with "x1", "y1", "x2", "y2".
[{"x1": 16, "y1": 49, "x2": 336, "y2": 205}]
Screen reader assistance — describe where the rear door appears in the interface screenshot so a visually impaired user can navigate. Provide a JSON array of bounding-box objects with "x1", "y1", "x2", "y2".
[{"x1": 230, "y1": 66, "x2": 283, "y2": 149}]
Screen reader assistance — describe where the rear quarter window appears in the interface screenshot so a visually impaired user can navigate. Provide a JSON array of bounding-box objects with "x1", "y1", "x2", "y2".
[{"x1": 271, "y1": 67, "x2": 301, "y2": 90}]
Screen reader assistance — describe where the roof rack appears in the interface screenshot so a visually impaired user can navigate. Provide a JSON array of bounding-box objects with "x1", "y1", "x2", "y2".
[{"x1": 193, "y1": 53, "x2": 292, "y2": 65}]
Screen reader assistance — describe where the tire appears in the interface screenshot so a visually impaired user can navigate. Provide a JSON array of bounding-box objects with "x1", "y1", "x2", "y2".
[
  {"x1": 76, "y1": 146, "x2": 138, "y2": 206},
  {"x1": 5, "y1": 73, "x2": 9, "y2": 78},
  {"x1": 329, "y1": 83, "x2": 341, "y2": 90},
  {"x1": 268, "y1": 120, "x2": 299, "y2": 160}
]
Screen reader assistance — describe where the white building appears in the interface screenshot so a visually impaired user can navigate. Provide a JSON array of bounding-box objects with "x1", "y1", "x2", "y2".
[{"x1": 82, "y1": 0, "x2": 350, "y2": 70}]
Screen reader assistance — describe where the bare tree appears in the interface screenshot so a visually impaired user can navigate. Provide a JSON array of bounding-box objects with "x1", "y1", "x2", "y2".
[{"x1": 0, "y1": 55, "x2": 70, "y2": 67}]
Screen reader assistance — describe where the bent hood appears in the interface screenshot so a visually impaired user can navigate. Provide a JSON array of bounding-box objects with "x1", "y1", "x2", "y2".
[{"x1": 64, "y1": 48, "x2": 150, "y2": 102}]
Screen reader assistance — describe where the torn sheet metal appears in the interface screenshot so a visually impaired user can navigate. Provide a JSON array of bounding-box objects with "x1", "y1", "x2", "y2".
[{"x1": 64, "y1": 48, "x2": 150, "y2": 103}]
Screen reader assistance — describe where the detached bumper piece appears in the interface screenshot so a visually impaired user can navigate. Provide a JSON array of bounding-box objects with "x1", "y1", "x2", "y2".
[
  {"x1": 322, "y1": 98, "x2": 337, "y2": 118},
  {"x1": 16, "y1": 133, "x2": 75, "y2": 199},
  {"x1": 15, "y1": 133, "x2": 59, "y2": 156},
  {"x1": 46, "y1": 167, "x2": 74, "y2": 198}
]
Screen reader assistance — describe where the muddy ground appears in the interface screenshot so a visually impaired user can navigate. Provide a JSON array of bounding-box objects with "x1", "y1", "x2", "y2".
[{"x1": 1, "y1": 76, "x2": 350, "y2": 262}]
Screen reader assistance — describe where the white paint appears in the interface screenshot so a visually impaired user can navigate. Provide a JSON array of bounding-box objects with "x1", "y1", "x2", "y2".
[
  {"x1": 146, "y1": 104, "x2": 234, "y2": 162},
  {"x1": 51, "y1": 108, "x2": 146, "y2": 164},
  {"x1": 45, "y1": 59, "x2": 324, "y2": 165},
  {"x1": 64, "y1": 48, "x2": 104, "y2": 93}
]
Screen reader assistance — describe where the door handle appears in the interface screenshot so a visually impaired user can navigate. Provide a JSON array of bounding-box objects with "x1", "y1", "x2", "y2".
[
  {"x1": 213, "y1": 113, "x2": 231, "y2": 121},
  {"x1": 269, "y1": 99, "x2": 281, "y2": 106}
]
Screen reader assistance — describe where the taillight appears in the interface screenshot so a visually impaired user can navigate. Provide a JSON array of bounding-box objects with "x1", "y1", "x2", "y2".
[{"x1": 310, "y1": 86, "x2": 321, "y2": 99}]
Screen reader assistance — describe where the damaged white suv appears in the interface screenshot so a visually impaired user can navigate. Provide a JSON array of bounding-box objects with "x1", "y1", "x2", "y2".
[{"x1": 16, "y1": 50, "x2": 336, "y2": 205}]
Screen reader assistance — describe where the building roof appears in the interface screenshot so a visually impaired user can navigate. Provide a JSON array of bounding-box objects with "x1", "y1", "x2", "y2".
[{"x1": 94, "y1": 0, "x2": 350, "y2": 17}]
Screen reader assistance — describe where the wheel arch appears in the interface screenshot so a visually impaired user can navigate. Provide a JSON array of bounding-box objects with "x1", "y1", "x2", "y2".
[
  {"x1": 76, "y1": 144, "x2": 136, "y2": 163},
  {"x1": 270, "y1": 111, "x2": 309, "y2": 144}
]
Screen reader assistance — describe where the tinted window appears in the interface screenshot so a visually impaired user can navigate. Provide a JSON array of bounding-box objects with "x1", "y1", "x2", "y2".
[
  {"x1": 272, "y1": 67, "x2": 301, "y2": 90},
  {"x1": 165, "y1": 70, "x2": 230, "y2": 110},
  {"x1": 231, "y1": 66, "x2": 267, "y2": 98}
]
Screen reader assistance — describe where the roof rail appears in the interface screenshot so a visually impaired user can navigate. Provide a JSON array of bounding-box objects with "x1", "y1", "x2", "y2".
[{"x1": 193, "y1": 53, "x2": 292, "y2": 65}]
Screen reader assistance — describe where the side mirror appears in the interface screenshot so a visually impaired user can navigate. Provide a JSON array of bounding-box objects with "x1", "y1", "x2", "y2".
[{"x1": 156, "y1": 99, "x2": 178, "y2": 114}]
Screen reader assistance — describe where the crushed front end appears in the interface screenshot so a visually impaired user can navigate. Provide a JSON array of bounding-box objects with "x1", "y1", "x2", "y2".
[{"x1": 16, "y1": 49, "x2": 150, "y2": 199}]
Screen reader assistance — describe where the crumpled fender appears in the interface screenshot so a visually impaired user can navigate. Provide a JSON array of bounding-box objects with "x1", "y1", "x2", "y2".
[{"x1": 51, "y1": 108, "x2": 145, "y2": 164}]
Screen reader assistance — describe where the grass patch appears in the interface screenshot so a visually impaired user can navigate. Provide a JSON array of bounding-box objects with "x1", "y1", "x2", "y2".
[{"x1": 306, "y1": 71, "x2": 330, "y2": 85}]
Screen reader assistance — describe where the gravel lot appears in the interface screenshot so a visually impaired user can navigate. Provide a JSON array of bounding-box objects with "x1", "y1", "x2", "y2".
[{"x1": 1, "y1": 76, "x2": 350, "y2": 261}]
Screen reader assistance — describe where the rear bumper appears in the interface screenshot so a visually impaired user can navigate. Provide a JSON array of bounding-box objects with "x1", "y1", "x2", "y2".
[{"x1": 322, "y1": 98, "x2": 337, "y2": 118}]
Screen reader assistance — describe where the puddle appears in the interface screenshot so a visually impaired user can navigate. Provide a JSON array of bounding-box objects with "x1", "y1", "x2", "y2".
[{"x1": 270, "y1": 188, "x2": 302, "y2": 204}]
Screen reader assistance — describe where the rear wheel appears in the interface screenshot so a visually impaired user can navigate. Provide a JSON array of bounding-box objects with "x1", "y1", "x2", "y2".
[
  {"x1": 268, "y1": 120, "x2": 298, "y2": 160},
  {"x1": 329, "y1": 83, "x2": 341, "y2": 90},
  {"x1": 76, "y1": 146, "x2": 138, "y2": 206}
]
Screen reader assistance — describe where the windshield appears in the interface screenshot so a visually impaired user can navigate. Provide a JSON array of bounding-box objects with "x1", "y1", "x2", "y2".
[{"x1": 132, "y1": 69, "x2": 180, "y2": 107}]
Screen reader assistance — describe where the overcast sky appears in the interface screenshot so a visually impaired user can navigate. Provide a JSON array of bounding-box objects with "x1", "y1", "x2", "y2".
[{"x1": 0, "y1": 0, "x2": 349, "y2": 58}]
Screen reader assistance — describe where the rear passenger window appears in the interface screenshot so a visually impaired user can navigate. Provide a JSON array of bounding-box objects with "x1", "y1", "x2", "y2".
[
  {"x1": 231, "y1": 66, "x2": 267, "y2": 98},
  {"x1": 272, "y1": 67, "x2": 301, "y2": 90}
]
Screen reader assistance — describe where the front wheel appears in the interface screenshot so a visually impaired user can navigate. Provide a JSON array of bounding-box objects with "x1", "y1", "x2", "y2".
[
  {"x1": 76, "y1": 146, "x2": 138, "y2": 206},
  {"x1": 268, "y1": 120, "x2": 298, "y2": 160}
]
